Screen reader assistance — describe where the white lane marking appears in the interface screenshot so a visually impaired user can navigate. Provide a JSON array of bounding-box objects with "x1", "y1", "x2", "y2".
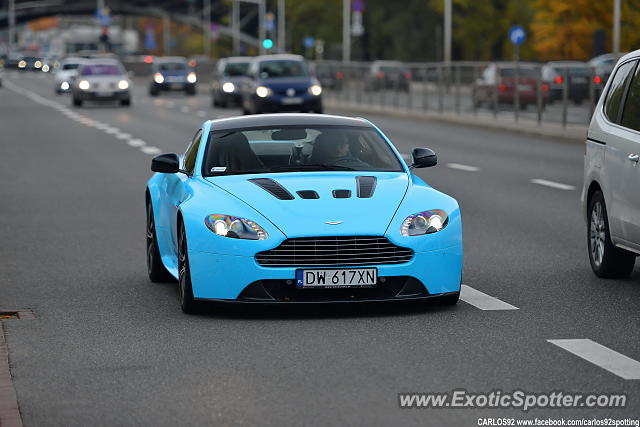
[
  {"x1": 141, "y1": 146, "x2": 162, "y2": 155},
  {"x1": 531, "y1": 179, "x2": 576, "y2": 191},
  {"x1": 197, "y1": 110, "x2": 207, "y2": 118},
  {"x1": 460, "y1": 285, "x2": 519, "y2": 310},
  {"x1": 180, "y1": 105, "x2": 190, "y2": 113},
  {"x1": 115, "y1": 132, "x2": 132, "y2": 140},
  {"x1": 447, "y1": 163, "x2": 480, "y2": 172},
  {"x1": 127, "y1": 139, "x2": 146, "y2": 147},
  {"x1": 548, "y1": 339, "x2": 640, "y2": 380},
  {"x1": 103, "y1": 127, "x2": 120, "y2": 134}
]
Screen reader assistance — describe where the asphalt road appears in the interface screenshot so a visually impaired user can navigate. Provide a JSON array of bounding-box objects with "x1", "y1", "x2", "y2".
[{"x1": 1, "y1": 70, "x2": 639, "y2": 426}]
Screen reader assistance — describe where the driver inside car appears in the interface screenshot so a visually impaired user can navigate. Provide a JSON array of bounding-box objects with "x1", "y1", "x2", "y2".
[{"x1": 310, "y1": 132, "x2": 371, "y2": 168}]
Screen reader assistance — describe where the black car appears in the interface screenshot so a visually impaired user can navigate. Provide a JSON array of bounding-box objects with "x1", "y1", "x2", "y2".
[
  {"x1": 211, "y1": 57, "x2": 252, "y2": 108},
  {"x1": 240, "y1": 54, "x2": 323, "y2": 114},
  {"x1": 149, "y1": 57, "x2": 196, "y2": 96},
  {"x1": 542, "y1": 61, "x2": 592, "y2": 105},
  {"x1": 18, "y1": 56, "x2": 43, "y2": 71}
]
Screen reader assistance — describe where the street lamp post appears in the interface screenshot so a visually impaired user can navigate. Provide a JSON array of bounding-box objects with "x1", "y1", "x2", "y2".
[
  {"x1": 204, "y1": 0, "x2": 212, "y2": 57},
  {"x1": 8, "y1": 0, "x2": 15, "y2": 52},
  {"x1": 342, "y1": 0, "x2": 350, "y2": 62},
  {"x1": 613, "y1": 0, "x2": 620, "y2": 56},
  {"x1": 277, "y1": 0, "x2": 285, "y2": 53},
  {"x1": 258, "y1": 0, "x2": 266, "y2": 54},
  {"x1": 443, "y1": 0, "x2": 451, "y2": 64}
]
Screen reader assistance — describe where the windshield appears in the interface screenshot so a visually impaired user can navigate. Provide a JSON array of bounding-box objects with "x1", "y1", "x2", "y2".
[
  {"x1": 552, "y1": 67, "x2": 590, "y2": 76},
  {"x1": 158, "y1": 62, "x2": 187, "y2": 72},
  {"x1": 224, "y1": 62, "x2": 250, "y2": 76},
  {"x1": 80, "y1": 64, "x2": 123, "y2": 76},
  {"x1": 500, "y1": 68, "x2": 539, "y2": 78},
  {"x1": 62, "y1": 63, "x2": 81, "y2": 70},
  {"x1": 259, "y1": 60, "x2": 309, "y2": 78},
  {"x1": 202, "y1": 125, "x2": 404, "y2": 176}
]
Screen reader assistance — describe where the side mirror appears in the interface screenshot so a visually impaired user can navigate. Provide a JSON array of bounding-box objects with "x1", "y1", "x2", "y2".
[
  {"x1": 151, "y1": 153, "x2": 180, "y2": 173},
  {"x1": 410, "y1": 147, "x2": 437, "y2": 168}
]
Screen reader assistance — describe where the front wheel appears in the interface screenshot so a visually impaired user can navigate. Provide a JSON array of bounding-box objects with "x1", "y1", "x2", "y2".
[
  {"x1": 72, "y1": 97, "x2": 82, "y2": 107},
  {"x1": 147, "y1": 202, "x2": 174, "y2": 283},
  {"x1": 588, "y1": 191, "x2": 636, "y2": 278},
  {"x1": 178, "y1": 222, "x2": 199, "y2": 314},
  {"x1": 120, "y1": 98, "x2": 131, "y2": 106}
]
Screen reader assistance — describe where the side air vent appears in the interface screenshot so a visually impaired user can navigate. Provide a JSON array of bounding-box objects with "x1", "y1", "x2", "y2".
[
  {"x1": 297, "y1": 190, "x2": 319, "y2": 199},
  {"x1": 249, "y1": 178, "x2": 295, "y2": 200},
  {"x1": 332, "y1": 189, "x2": 351, "y2": 198},
  {"x1": 356, "y1": 176, "x2": 377, "y2": 198}
]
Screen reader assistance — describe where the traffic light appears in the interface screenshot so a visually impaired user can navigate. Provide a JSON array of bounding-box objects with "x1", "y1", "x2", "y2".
[{"x1": 262, "y1": 38, "x2": 274, "y2": 49}]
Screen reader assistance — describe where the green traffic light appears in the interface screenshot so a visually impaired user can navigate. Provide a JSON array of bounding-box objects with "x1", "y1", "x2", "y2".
[{"x1": 262, "y1": 39, "x2": 274, "y2": 49}]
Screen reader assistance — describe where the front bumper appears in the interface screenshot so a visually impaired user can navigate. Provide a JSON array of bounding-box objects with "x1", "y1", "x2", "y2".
[
  {"x1": 253, "y1": 94, "x2": 322, "y2": 112},
  {"x1": 188, "y1": 244, "x2": 462, "y2": 302},
  {"x1": 74, "y1": 90, "x2": 130, "y2": 101},
  {"x1": 153, "y1": 81, "x2": 195, "y2": 91}
]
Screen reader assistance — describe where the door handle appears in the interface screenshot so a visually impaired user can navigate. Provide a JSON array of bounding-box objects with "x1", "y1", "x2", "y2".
[{"x1": 628, "y1": 153, "x2": 640, "y2": 163}]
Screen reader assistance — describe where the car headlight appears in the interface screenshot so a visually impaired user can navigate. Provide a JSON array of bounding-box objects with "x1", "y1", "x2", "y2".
[
  {"x1": 34, "y1": 60, "x2": 42, "y2": 68},
  {"x1": 308, "y1": 84, "x2": 322, "y2": 96},
  {"x1": 222, "y1": 82, "x2": 235, "y2": 93},
  {"x1": 118, "y1": 80, "x2": 129, "y2": 90},
  {"x1": 187, "y1": 72, "x2": 197, "y2": 83},
  {"x1": 256, "y1": 86, "x2": 271, "y2": 98},
  {"x1": 42, "y1": 64, "x2": 50, "y2": 72},
  {"x1": 18, "y1": 60, "x2": 26, "y2": 68},
  {"x1": 78, "y1": 80, "x2": 90, "y2": 90},
  {"x1": 400, "y1": 209, "x2": 449, "y2": 236},
  {"x1": 60, "y1": 81, "x2": 70, "y2": 90},
  {"x1": 154, "y1": 72, "x2": 164, "y2": 84},
  {"x1": 205, "y1": 214, "x2": 268, "y2": 240}
]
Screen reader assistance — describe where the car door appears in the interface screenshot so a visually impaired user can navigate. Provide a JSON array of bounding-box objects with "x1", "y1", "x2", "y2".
[
  {"x1": 600, "y1": 59, "x2": 639, "y2": 246},
  {"x1": 168, "y1": 129, "x2": 203, "y2": 255},
  {"x1": 615, "y1": 61, "x2": 640, "y2": 247}
]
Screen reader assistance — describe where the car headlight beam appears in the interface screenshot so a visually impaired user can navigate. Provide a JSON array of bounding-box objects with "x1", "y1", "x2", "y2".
[
  {"x1": 78, "y1": 80, "x2": 90, "y2": 90},
  {"x1": 308, "y1": 84, "x2": 322, "y2": 96},
  {"x1": 400, "y1": 209, "x2": 449, "y2": 236},
  {"x1": 118, "y1": 80, "x2": 129, "y2": 90},
  {"x1": 222, "y1": 82, "x2": 235, "y2": 93},
  {"x1": 187, "y1": 72, "x2": 197, "y2": 83},
  {"x1": 256, "y1": 86, "x2": 270, "y2": 98},
  {"x1": 60, "y1": 81, "x2": 70, "y2": 90},
  {"x1": 205, "y1": 214, "x2": 268, "y2": 240},
  {"x1": 154, "y1": 72, "x2": 164, "y2": 84}
]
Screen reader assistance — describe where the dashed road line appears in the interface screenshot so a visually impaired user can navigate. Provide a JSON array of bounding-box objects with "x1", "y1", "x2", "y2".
[
  {"x1": 460, "y1": 285, "x2": 518, "y2": 310},
  {"x1": 548, "y1": 339, "x2": 640, "y2": 380},
  {"x1": 197, "y1": 110, "x2": 207, "y2": 118},
  {"x1": 531, "y1": 179, "x2": 575, "y2": 191},
  {"x1": 180, "y1": 105, "x2": 190, "y2": 113},
  {"x1": 447, "y1": 163, "x2": 480, "y2": 172}
]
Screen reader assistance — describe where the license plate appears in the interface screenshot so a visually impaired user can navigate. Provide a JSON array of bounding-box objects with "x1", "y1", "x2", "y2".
[
  {"x1": 281, "y1": 97, "x2": 303, "y2": 105},
  {"x1": 517, "y1": 84, "x2": 531, "y2": 91},
  {"x1": 296, "y1": 268, "x2": 377, "y2": 288},
  {"x1": 572, "y1": 77, "x2": 587, "y2": 84},
  {"x1": 96, "y1": 91, "x2": 112, "y2": 97},
  {"x1": 170, "y1": 83, "x2": 183, "y2": 89}
]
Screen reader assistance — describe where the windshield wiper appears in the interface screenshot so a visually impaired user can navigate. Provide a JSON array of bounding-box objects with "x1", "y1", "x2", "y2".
[{"x1": 270, "y1": 164, "x2": 356, "y2": 172}]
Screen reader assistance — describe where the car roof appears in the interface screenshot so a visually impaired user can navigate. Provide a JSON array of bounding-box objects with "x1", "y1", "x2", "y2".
[
  {"x1": 221, "y1": 56, "x2": 253, "y2": 63},
  {"x1": 155, "y1": 56, "x2": 187, "y2": 63},
  {"x1": 619, "y1": 49, "x2": 640, "y2": 62},
  {"x1": 546, "y1": 61, "x2": 588, "y2": 67},
  {"x1": 208, "y1": 113, "x2": 370, "y2": 132},
  {"x1": 253, "y1": 54, "x2": 305, "y2": 62},
  {"x1": 61, "y1": 57, "x2": 86, "y2": 64}
]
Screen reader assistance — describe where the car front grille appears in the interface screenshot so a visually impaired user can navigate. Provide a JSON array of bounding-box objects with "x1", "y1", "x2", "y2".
[{"x1": 255, "y1": 236, "x2": 414, "y2": 267}]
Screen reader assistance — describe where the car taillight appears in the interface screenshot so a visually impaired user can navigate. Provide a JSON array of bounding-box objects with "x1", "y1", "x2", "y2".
[
  {"x1": 336, "y1": 72, "x2": 344, "y2": 79},
  {"x1": 554, "y1": 75, "x2": 563, "y2": 84},
  {"x1": 403, "y1": 71, "x2": 412, "y2": 79},
  {"x1": 144, "y1": 55, "x2": 153, "y2": 64},
  {"x1": 542, "y1": 83, "x2": 549, "y2": 92},
  {"x1": 188, "y1": 59, "x2": 197, "y2": 67},
  {"x1": 376, "y1": 71, "x2": 385, "y2": 79},
  {"x1": 593, "y1": 75, "x2": 602, "y2": 85},
  {"x1": 498, "y1": 84, "x2": 506, "y2": 92}
]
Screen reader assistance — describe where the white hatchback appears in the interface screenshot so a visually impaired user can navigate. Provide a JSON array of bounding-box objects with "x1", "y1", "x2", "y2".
[{"x1": 582, "y1": 49, "x2": 640, "y2": 277}]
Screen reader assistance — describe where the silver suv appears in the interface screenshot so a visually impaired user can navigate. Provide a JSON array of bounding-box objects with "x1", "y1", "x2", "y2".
[{"x1": 582, "y1": 49, "x2": 640, "y2": 277}]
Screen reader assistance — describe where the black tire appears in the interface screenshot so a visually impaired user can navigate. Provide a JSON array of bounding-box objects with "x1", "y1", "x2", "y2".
[
  {"x1": 121, "y1": 98, "x2": 131, "y2": 106},
  {"x1": 146, "y1": 202, "x2": 174, "y2": 283},
  {"x1": 587, "y1": 191, "x2": 636, "y2": 278},
  {"x1": 212, "y1": 95, "x2": 219, "y2": 107},
  {"x1": 186, "y1": 87, "x2": 196, "y2": 96},
  {"x1": 436, "y1": 291, "x2": 459, "y2": 306},
  {"x1": 178, "y1": 221, "x2": 199, "y2": 314},
  {"x1": 72, "y1": 97, "x2": 82, "y2": 107},
  {"x1": 150, "y1": 89, "x2": 159, "y2": 97}
]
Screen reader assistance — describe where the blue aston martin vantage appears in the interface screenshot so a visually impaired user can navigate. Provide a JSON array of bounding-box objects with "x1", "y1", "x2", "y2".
[{"x1": 146, "y1": 114, "x2": 462, "y2": 313}]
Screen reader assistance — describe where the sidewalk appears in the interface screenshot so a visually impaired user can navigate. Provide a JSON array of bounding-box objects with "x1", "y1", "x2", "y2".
[{"x1": 325, "y1": 99, "x2": 588, "y2": 143}]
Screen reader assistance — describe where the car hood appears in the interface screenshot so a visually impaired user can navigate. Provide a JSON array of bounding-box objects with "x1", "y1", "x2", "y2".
[
  {"x1": 258, "y1": 77, "x2": 314, "y2": 91},
  {"x1": 204, "y1": 172, "x2": 409, "y2": 238}
]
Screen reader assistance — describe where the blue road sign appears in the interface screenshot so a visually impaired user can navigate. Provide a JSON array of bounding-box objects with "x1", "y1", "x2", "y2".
[
  {"x1": 508, "y1": 25, "x2": 526, "y2": 45},
  {"x1": 303, "y1": 37, "x2": 315, "y2": 49}
]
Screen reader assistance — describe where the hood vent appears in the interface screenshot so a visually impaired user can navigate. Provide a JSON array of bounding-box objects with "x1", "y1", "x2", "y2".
[
  {"x1": 249, "y1": 178, "x2": 294, "y2": 200},
  {"x1": 297, "y1": 190, "x2": 319, "y2": 199},
  {"x1": 332, "y1": 189, "x2": 351, "y2": 198},
  {"x1": 356, "y1": 176, "x2": 377, "y2": 198}
]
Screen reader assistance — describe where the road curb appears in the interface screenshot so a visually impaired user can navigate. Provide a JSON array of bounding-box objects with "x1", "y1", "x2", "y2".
[
  {"x1": 0, "y1": 323, "x2": 23, "y2": 427},
  {"x1": 325, "y1": 100, "x2": 588, "y2": 143}
]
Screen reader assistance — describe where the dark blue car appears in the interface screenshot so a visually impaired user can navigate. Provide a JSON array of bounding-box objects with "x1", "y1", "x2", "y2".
[
  {"x1": 149, "y1": 57, "x2": 197, "y2": 96},
  {"x1": 241, "y1": 55, "x2": 323, "y2": 114}
]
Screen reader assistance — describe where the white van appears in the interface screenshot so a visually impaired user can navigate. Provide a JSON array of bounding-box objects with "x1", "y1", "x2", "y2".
[{"x1": 582, "y1": 49, "x2": 640, "y2": 277}]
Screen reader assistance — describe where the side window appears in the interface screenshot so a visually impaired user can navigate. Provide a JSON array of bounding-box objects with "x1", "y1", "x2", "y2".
[
  {"x1": 183, "y1": 130, "x2": 203, "y2": 175},
  {"x1": 604, "y1": 60, "x2": 637, "y2": 124},
  {"x1": 621, "y1": 65, "x2": 640, "y2": 132}
]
